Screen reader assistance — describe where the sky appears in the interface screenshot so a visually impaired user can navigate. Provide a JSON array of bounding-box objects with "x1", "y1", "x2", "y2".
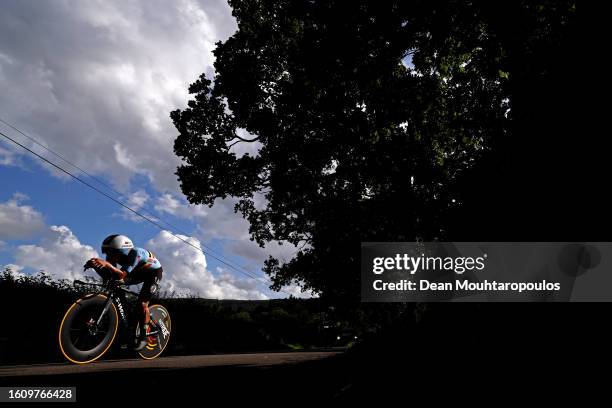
[{"x1": 0, "y1": 0, "x2": 312, "y2": 299}]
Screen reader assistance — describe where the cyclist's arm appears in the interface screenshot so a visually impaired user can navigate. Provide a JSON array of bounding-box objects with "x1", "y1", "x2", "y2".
[
  {"x1": 117, "y1": 249, "x2": 141, "y2": 279},
  {"x1": 105, "y1": 263, "x2": 128, "y2": 280},
  {"x1": 87, "y1": 258, "x2": 127, "y2": 280}
]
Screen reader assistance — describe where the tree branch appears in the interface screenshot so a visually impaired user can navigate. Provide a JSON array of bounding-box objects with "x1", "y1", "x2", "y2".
[
  {"x1": 227, "y1": 139, "x2": 242, "y2": 149},
  {"x1": 234, "y1": 134, "x2": 260, "y2": 143},
  {"x1": 227, "y1": 134, "x2": 260, "y2": 149}
]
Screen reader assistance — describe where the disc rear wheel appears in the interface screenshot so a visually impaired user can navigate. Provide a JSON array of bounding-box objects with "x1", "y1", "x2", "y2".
[{"x1": 138, "y1": 304, "x2": 171, "y2": 360}]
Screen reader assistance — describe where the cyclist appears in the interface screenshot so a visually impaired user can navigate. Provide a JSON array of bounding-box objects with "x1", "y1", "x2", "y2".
[{"x1": 84, "y1": 234, "x2": 163, "y2": 352}]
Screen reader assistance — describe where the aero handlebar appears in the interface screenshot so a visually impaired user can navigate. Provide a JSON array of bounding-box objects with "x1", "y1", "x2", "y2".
[{"x1": 73, "y1": 279, "x2": 140, "y2": 297}]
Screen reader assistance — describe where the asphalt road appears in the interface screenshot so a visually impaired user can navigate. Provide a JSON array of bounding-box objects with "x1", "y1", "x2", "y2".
[{"x1": 0, "y1": 351, "x2": 342, "y2": 378}]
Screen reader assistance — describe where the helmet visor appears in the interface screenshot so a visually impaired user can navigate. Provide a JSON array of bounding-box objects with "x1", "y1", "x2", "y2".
[{"x1": 102, "y1": 247, "x2": 119, "y2": 257}]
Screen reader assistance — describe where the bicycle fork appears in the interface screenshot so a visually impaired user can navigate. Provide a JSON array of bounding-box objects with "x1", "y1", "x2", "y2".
[
  {"x1": 95, "y1": 296, "x2": 113, "y2": 327},
  {"x1": 96, "y1": 293, "x2": 129, "y2": 328}
]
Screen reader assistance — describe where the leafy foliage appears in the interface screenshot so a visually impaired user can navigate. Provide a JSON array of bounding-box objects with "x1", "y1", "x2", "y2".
[{"x1": 171, "y1": 1, "x2": 576, "y2": 302}]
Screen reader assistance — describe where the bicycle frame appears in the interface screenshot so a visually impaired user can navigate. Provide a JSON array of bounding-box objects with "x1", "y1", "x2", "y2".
[{"x1": 74, "y1": 280, "x2": 165, "y2": 342}]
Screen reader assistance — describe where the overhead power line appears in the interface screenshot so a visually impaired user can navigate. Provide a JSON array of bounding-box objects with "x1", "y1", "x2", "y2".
[
  {"x1": 0, "y1": 125, "x2": 291, "y2": 296},
  {"x1": 0, "y1": 116, "x2": 262, "y2": 280}
]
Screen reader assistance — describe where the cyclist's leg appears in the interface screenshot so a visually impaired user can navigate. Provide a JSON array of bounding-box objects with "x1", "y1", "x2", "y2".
[
  {"x1": 124, "y1": 269, "x2": 146, "y2": 329},
  {"x1": 137, "y1": 268, "x2": 163, "y2": 328}
]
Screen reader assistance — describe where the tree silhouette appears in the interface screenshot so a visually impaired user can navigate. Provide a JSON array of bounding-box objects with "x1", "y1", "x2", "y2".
[{"x1": 171, "y1": 0, "x2": 577, "y2": 303}]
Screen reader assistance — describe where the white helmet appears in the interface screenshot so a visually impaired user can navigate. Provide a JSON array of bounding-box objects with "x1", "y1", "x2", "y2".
[{"x1": 101, "y1": 234, "x2": 134, "y2": 256}]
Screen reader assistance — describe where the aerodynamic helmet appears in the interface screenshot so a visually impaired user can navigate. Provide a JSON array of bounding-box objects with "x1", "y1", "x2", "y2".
[{"x1": 101, "y1": 234, "x2": 134, "y2": 257}]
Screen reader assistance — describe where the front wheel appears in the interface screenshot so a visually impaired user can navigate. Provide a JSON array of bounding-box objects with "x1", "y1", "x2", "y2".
[
  {"x1": 138, "y1": 304, "x2": 171, "y2": 360},
  {"x1": 58, "y1": 294, "x2": 119, "y2": 364}
]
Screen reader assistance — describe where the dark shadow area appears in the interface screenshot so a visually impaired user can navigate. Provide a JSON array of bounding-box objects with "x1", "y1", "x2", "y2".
[
  {"x1": 0, "y1": 270, "x2": 358, "y2": 365},
  {"x1": 0, "y1": 357, "x2": 350, "y2": 403}
]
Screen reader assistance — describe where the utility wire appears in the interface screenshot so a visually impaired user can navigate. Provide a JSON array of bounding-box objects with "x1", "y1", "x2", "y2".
[
  {"x1": 0, "y1": 127, "x2": 291, "y2": 295},
  {"x1": 0, "y1": 116, "x2": 262, "y2": 280}
]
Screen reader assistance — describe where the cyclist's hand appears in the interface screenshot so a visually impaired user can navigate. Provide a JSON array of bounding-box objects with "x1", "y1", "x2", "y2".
[
  {"x1": 84, "y1": 257, "x2": 110, "y2": 272},
  {"x1": 92, "y1": 258, "x2": 110, "y2": 270},
  {"x1": 83, "y1": 258, "x2": 96, "y2": 271}
]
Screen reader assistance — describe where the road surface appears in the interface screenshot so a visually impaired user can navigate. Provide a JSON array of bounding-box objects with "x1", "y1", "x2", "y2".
[
  {"x1": 0, "y1": 351, "x2": 341, "y2": 377},
  {"x1": 0, "y1": 351, "x2": 350, "y2": 403}
]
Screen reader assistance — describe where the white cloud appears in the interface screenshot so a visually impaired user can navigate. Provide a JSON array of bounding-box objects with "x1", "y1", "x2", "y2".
[
  {"x1": 154, "y1": 193, "x2": 302, "y2": 273},
  {"x1": 119, "y1": 189, "x2": 156, "y2": 222},
  {"x1": 193, "y1": 198, "x2": 253, "y2": 243},
  {"x1": 0, "y1": 144, "x2": 23, "y2": 167},
  {"x1": 281, "y1": 283, "x2": 317, "y2": 299},
  {"x1": 152, "y1": 230, "x2": 306, "y2": 299},
  {"x1": 0, "y1": 0, "x2": 237, "y2": 192},
  {"x1": 146, "y1": 230, "x2": 268, "y2": 299},
  {"x1": 14, "y1": 225, "x2": 98, "y2": 280},
  {"x1": 0, "y1": 192, "x2": 46, "y2": 240},
  {"x1": 214, "y1": 267, "x2": 269, "y2": 299},
  {"x1": 227, "y1": 239, "x2": 300, "y2": 265},
  {"x1": 154, "y1": 193, "x2": 268, "y2": 246},
  {"x1": 0, "y1": 2, "x2": 306, "y2": 292},
  {"x1": 7, "y1": 224, "x2": 308, "y2": 299},
  {"x1": 1, "y1": 263, "x2": 26, "y2": 278},
  {"x1": 154, "y1": 193, "x2": 208, "y2": 219}
]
